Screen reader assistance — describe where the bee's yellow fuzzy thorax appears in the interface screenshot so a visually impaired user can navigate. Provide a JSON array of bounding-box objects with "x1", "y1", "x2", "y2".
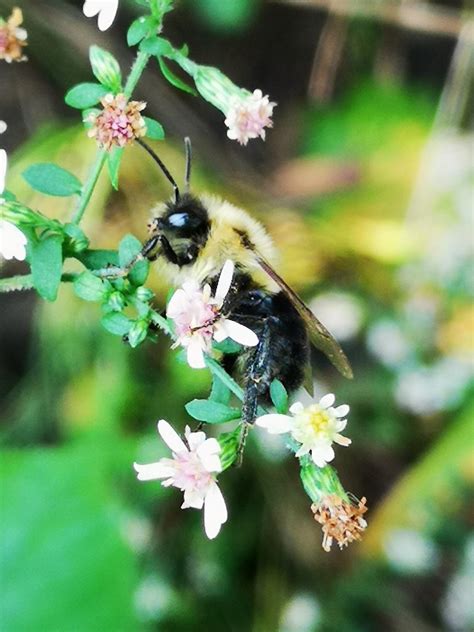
[{"x1": 154, "y1": 195, "x2": 279, "y2": 291}]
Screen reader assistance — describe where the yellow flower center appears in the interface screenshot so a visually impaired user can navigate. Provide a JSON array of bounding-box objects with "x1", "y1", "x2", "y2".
[{"x1": 307, "y1": 406, "x2": 331, "y2": 436}]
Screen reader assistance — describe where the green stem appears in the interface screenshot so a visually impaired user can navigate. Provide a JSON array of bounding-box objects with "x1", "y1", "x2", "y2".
[
  {"x1": 124, "y1": 51, "x2": 151, "y2": 97},
  {"x1": 71, "y1": 150, "x2": 107, "y2": 225},
  {"x1": 0, "y1": 272, "x2": 79, "y2": 293}
]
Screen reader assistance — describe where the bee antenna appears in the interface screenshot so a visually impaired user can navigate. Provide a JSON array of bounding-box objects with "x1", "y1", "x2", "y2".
[
  {"x1": 184, "y1": 137, "x2": 192, "y2": 192},
  {"x1": 136, "y1": 138, "x2": 180, "y2": 203}
]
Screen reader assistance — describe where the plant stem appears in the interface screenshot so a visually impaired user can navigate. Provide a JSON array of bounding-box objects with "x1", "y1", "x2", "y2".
[
  {"x1": 124, "y1": 51, "x2": 151, "y2": 97},
  {"x1": 71, "y1": 150, "x2": 107, "y2": 225},
  {"x1": 0, "y1": 272, "x2": 78, "y2": 292}
]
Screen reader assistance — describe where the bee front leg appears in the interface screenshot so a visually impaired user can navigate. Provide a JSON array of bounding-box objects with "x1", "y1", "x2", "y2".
[{"x1": 92, "y1": 234, "x2": 164, "y2": 279}]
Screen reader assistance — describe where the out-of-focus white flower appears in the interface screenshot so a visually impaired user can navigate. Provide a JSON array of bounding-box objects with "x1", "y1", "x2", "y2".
[
  {"x1": 83, "y1": 0, "x2": 119, "y2": 32},
  {"x1": 280, "y1": 594, "x2": 321, "y2": 632},
  {"x1": 256, "y1": 393, "x2": 351, "y2": 468},
  {"x1": 225, "y1": 89, "x2": 276, "y2": 145},
  {"x1": 367, "y1": 319, "x2": 411, "y2": 368},
  {"x1": 384, "y1": 528, "x2": 438, "y2": 574},
  {"x1": 134, "y1": 575, "x2": 174, "y2": 622},
  {"x1": 134, "y1": 420, "x2": 228, "y2": 539},
  {"x1": 0, "y1": 220, "x2": 27, "y2": 261},
  {"x1": 0, "y1": 121, "x2": 6, "y2": 134},
  {"x1": 310, "y1": 291, "x2": 363, "y2": 342},
  {"x1": 395, "y1": 357, "x2": 473, "y2": 415},
  {"x1": 442, "y1": 536, "x2": 474, "y2": 631},
  {"x1": 167, "y1": 259, "x2": 258, "y2": 369}
]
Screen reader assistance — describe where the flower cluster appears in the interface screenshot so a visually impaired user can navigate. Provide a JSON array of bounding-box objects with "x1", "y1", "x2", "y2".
[
  {"x1": 167, "y1": 260, "x2": 259, "y2": 369},
  {"x1": 256, "y1": 393, "x2": 351, "y2": 468},
  {"x1": 83, "y1": 0, "x2": 119, "y2": 32},
  {"x1": 87, "y1": 93, "x2": 147, "y2": 151},
  {"x1": 225, "y1": 90, "x2": 276, "y2": 146},
  {"x1": 0, "y1": 7, "x2": 27, "y2": 63},
  {"x1": 311, "y1": 495, "x2": 368, "y2": 551},
  {"x1": 134, "y1": 420, "x2": 227, "y2": 539}
]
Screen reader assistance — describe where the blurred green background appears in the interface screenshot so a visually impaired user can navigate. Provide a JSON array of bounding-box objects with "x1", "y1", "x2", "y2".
[{"x1": 1, "y1": 0, "x2": 473, "y2": 630}]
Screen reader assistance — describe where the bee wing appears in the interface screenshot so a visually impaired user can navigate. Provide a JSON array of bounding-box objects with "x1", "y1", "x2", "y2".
[{"x1": 253, "y1": 253, "x2": 354, "y2": 380}]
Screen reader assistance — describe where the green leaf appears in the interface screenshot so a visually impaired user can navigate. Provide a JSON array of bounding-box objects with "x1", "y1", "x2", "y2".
[
  {"x1": 101, "y1": 312, "x2": 132, "y2": 335},
  {"x1": 23, "y1": 163, "x2": 82, "y2": 197},
  {"x1": 0, "y1": 446, "x2": 138, "y2": 630},
  {"x1": 185, "y1": 399, "x2": 241, "y2": 424},
  {"x1": 65, "y1": 82, "x2": 109, "y2": 109},
  {"x1": 73, "y1": 271, "x2": 107, "y2": 302},
  {"x1": 213, "y1": 338, "x2": 242, "y2": 354},
  {"x1": 270, "y1": 379, "x2": 289, "y2": 414},
  {"x1": 140, "y1": 35, "x2": 173, "y2": 56},
  {"x1": 158, "y1": 57, "x2": 197, "y2": 96},
  {"x1": 127, "y1": 320, "x2": 149, "y2": 347},
  {"x1": 30, "y1": 235, "x2": 64, "y2": 302},
  {"x1": 89, "y1": 45, "x2": 122, "y2": 92},
  {"x1": 107, "y1": 147, "x2": 124, "y2": 190},
  {"x1": 118, "y1": 234, "x2": 148, "y2": 286},
  {"x1": 127, "y1": 16, "x2": 156, "y2": 46},
  {"x1": 75, "y1": 249, "x2": 119, "y2": 270},
  {"x1": 143, "y1": 116, "x2": 165, "y2": 140},
  {"x1": 209, "y1": 374, "x2": 231, "y2": 405}
]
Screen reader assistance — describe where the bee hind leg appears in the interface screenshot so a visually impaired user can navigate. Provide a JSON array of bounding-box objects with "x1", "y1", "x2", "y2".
[{"x1": 235, "y1": 319, "x2": 272, "y2": 466}]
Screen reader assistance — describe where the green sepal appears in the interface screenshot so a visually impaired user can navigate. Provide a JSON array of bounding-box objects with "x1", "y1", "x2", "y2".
[
  {"x1": 127, "y1": 15, "x2": 156, "y2": 46},
  {"x1": 65, "y1": 83, "x2": 109, "y2": 109},
  {"x1": 22, "y1": 164, "x2": 82, "y2": 197},
  {"x1": 63, "y1": 223, "x2": 90, "y2": 254},
  {"x1": 30, "y1": 235, "x2": 64, "y2": 302},
  {"x1": 101, "y1": 312, "x2": 132, "y2": 336},
  {"x1": 185, "y1": 399, "x2": 241, "y2": 424},
  {"x1": 127, "y1": 319, "x2": 149, "y2": 347},
  {"x1": 73, "y1": 271, "x2": 108, "y2": 302}
]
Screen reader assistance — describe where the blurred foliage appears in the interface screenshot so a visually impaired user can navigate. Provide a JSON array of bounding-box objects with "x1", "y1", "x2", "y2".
[{"x1": 1, "y1": 1, "x2": 473, "y2": 631}]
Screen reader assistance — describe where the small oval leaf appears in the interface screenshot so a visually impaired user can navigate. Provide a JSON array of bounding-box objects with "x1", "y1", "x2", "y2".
[
  {"x1": 101, "y1": 312, "x2": 132, "y2": 336},
  {"x1": 23, "y1": 164, "x2": 82, "y2": 197},
  {"x1": 73, "y1": 271, "x2": 107, "y2": 302},
  {"x1": 143, "y1": 117, "x2": 165, "y2": 140},
  {"x1": 30, "y1": 235, "x2": 64, "y2": 302},
  {"x1": 270, "y1": 378, "x2": 289, "y2": 414},
  {"x1": 185, "y1": 399, "x2": 241, "y2": 424},
  {"x1": 65, "y1": 83, "x2": 109, "y2": 109}
]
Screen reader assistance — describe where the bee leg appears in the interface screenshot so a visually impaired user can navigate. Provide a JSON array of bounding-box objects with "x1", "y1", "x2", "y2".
[
  {"x1": 235, "y1": 319, "x2": 272, "y2": 466},
  {"x1": 92, "y1": 233, "x2": 166, "y2": 279}
]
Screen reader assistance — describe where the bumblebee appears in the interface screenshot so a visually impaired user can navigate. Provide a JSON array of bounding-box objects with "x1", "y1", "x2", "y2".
[{"x1": 130, "y1": 138, "x2": 352, "y2": 426}]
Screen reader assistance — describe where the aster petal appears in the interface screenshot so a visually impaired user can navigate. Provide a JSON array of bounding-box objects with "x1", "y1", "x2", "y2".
[
  {"x1": 295, "y1": 444, "x2": 310, "y2": 458},
  {"x1": 335, "y1": 418, "x2": 347, "y2": 432},
  {"x1": 204, "y1": 482, "x2": 227, "y2": 539},
  {"x1": 166, "y1": 288, "x2": 187, "y2": 318},
  {"x1": 334, "y1": 434, "x2": 351, "y2": 447},
  {"x1": 221, "y1": 319, "x2": 259, "y2": 347},
  {"x1": 255, "y1": 413, "x2": 292, "y2": 434},
  {"x1": 97, "y1": 0, "x2": 119, "y2": 31},
  {"x1": 157, "y1": 419, "x2": 188, "y2": 454},
  {"x1": 133, "y1": 461, "x2": 176, "y2": 481},
  {"x1": 311, "y1": 444, "x2": 335, "y2": 467},
  {"x1": 0, "y1": 220, "x2": 27, "y2": 261},
  {"x1": 186, "y1": 336, "x2": 206, "y2": 369},
  {"x1": 319, "y1": 393, "x2": 335, "y2": 409},
  {"x1": 182, "y1": 488, "x2": 205, "y2": 510},
  {"x1": 197, "y1": 438, "x2": 222, "y2": 473},
  {"x1": 82, "y1": 0, "x2": 101, "y2": 18},
  {"x1": 185, "y1": 427, "x2": 206, "y2": 451},
  {"x1": 212, "y1": 322, "x2": 228, "y2": 343},
  {"x1": 214, "y1": 259, "x2": 234, "y2": 305},
  {"x1": 289, "y1": 402, "x2": 305, "y2": 415},
  {"x1": 333, "y1": 404, "x2": 350, "y2": 418},
  {"x1": 0, "y1": 121, "x2": 7, "y2": 134},
  {"x1": 0, "y1": 149, "x2": 7, "y2": 194}
]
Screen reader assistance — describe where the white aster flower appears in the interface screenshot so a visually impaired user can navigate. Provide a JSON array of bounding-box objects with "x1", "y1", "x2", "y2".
[
  {"x1": 225, "y1": 89, "x2": 276, "y2": 146},
  {"x1": 0, "y1": 121, "x2": 6, "y2": 134},
  {"x1": 166, "y1": 259, "x2": 259, "y2": 369},
  {"x1": 0, "y1": 219, "x2": 27, "y2": 261},
  {"x1": 83, "y1": 0, "x2": 119, "y2": 32},
  {"x1": 134, "y1": 420, "x2": 228, "y2": 539},
  {"x1": 256, "y1": 393, "x2": 351, "y2": 467}
]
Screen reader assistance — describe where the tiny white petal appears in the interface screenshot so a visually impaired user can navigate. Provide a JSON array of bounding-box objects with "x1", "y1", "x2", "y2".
[
  {"x1": 212, "y1": 322, "x2": 228, "y2": 343},
  {"x1": 197, "y1": 438, "x2": 222, "y2": 472},
  {"x1": 289, "y1": 401, "x2": 305, "y2": 415},
  {"x1": 0, "y1": 121, "x2": 6, "y2": 134},
  {"x1": 166, "y1": 288, "x2": 187, "y2": 318},
  {"x1": 186, "y1": 337, "x2": 206, "y2": 369},
  {"x1": 157, "y1": 419, "x2": 187, "y2": 454},
  {"x1": 222, "y1": 320, "x2": 259, "y2": 347},
  {"x1": 334, "y1": 434, "x2": 351, "y2": 447},
  {"x1": 214, "y1": 259, "x2": 234, "y2": 305},
  {"x1": 133, "y1": 461, "x2": 176, "y2": 481},
  {"x1": 204, "y1": 482, "x2": 227, "y2": 539},
  {"x1": 0, "y1": 220, "x2": 27, "y2": 261},
  {"x1": 334, "y1": 404, "x2": 350, "y2": 417},
  {"x1": 182, "y1": 489, "x2": 205, "y2": 510},
  {"x1": 319, "y1": 393, "x2": 335, "y2": 409},
  {"x1": 97, "y1": 1, "x2": 118, "y2": 31},
  {"x1": 335, "y1": 418, "x2": 347, "y2": 432},
  {"x1": 185, "y1": 427, "x2": 206, "y2": 451},
  {"x1": 255, "y1": 413, "x2": 292, "y2": 434}
]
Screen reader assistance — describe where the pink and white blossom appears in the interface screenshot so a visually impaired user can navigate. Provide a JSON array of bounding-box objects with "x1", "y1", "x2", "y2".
[
  {"x1": 166, "y1": 259, "x2": 259, "y2": 369},
  {"x1": 82, "y1": 0, "x2": 119, "y2": 32},
  {"x1": 225, "y1": 90, "x2": 276, "y2": 146},
  {"x1": 134, "y1": 420, "x2": 228, "y2": 539},
  {"x1": 256, "y1": 393, "x2": 351, "y2": 468}
]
